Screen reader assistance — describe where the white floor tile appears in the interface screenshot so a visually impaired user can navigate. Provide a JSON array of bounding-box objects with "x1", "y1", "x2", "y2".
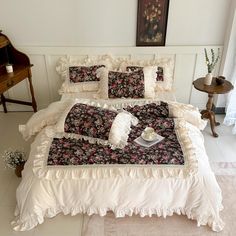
[
  {"x1": 203, "y1": 115, "x2": 234, "y2": 137},
  {"x1": 216, "y1": 135, "x2": 236, "y2": 161},
  {"x1": 202, "y1": 134, "x2": 223, "y2": 162}
]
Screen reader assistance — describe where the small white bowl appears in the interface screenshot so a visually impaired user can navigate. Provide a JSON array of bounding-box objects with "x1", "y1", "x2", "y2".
[{"x1": 141, "y1": 132, "x2": 158, "y2": 142}]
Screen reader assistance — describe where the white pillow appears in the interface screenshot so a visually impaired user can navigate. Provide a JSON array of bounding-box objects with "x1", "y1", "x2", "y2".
[
  {"x1": 96, "y1": 66, "x2": 156, "y2": 99},
  {"x1": 119, "y1": 58, "x2": 174, "y2": 91},
  {"x1": 54, "y1": 99, "x2": 138, "y2": 149}
]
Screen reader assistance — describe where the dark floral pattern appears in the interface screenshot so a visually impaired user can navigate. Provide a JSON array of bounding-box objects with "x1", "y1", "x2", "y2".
[
  {"x1": 69, "y1": 65, "x2": 105, "y2": 83},
  {"x1": 64, "y1": 103, "x2": 117, "y2": 140},
  {"x1": 126, "y1": 66, "x2": 164, "y2": 81},
  {"x1": 108, "y1": 70, "x2": 145, "y2": 98},
  {"x1": 125, "y1": 102, "x2": 169, "y2": 120},
  {"x1": 48, "y1": 103, "x2": 184, "y2": 166}
]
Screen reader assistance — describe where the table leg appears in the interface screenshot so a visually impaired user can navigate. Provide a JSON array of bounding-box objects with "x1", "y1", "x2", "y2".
[
  {"x1": 27, "y1": 76, "x2": 37, "y2": 112},
  {"x1": 0, "y1": 94, "x2": 7, "y2": 113},
  {"x1": 201, "y1": 93, "x2": 219, "y2": 137}
]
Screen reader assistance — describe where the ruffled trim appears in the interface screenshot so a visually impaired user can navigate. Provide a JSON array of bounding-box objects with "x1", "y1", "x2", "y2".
[
  {"x1": 174, "y1": 118, "x2": 198, "y2": 177},
  {"x1": 168, "y1": 101, "x2": 207, "y2": 130},
  {"x1": 11, "y1": 204, "x2": 224, "y2": 232},
  {"x1": 109, "y1": 111, "x2": 139, "y2": 149},
  {"x1": 96, "y1": 67, "x2": 109, "y2": 99},
  {"x1": 58, "y1": 79, "x2": 99, "y2": 94},
  {"x1": 32, "y1": 117, "x2": 197, "y2": 180},
  {"x1": 55, "y1": 55, "x2": 115, "y2": 81},
  {"x1": 143, "y1": 66, "x2": 157, "y2": 99},
  {"x1": 19, "y1": 100, "x2": 72, "y2": 141}
]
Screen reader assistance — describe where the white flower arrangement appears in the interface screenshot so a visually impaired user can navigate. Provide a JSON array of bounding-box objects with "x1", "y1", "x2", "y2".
[
  {"x1": 204, "y1": 48, "x2": 220, "y2": 73},
  {"x1": 2, "y1": 149, "x2": 26, "y2": 169}
]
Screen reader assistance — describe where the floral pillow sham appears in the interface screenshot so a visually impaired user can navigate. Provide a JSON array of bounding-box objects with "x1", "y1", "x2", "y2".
[
  {"x1": 119, "y1": 58, "x2": 174, "y2": 91},
  {"x1": 58, "y1": 65, "x2": 105, "y2": 94},
  {"x1": 69, "y1": 65, "x2": 105, "y2": 83},
  {"x1": 96, "y1": 66, "x2": 156, "y2": 99},
  {"x1": 108, "y1": 70, "x2": 145, "y2": 98},
  {"x1": 56, "y1": 55, "x2": 116, "y2": 94},
  {"x1": 126, "y1": 66, "x2": 164, "y2": 82},
  {"x1": 55, "y1": 100, "x2": 138, "y2": 149}
]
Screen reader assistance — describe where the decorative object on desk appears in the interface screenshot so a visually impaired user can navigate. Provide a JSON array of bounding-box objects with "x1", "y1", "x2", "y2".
[
  {"x1": 136, "y1": 0, "x2": 169, "y2": 46},
  {"x1": 5, "y1": 63, "x2": 13, "y2": 73},
  {"x1": 204, "y1": 48, "x2": 220, "y2": 85},
  {"x1": 2, "y1": 149, "x2": 26, "y2": 177},
  {"x1": 216, "y1": 76, "x2": 225, "y2": 85}
]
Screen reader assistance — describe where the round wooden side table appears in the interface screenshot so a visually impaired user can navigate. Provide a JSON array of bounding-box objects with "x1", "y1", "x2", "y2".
[{"x1": 193, "y1": 77, "x2": 234, "y2": 137}]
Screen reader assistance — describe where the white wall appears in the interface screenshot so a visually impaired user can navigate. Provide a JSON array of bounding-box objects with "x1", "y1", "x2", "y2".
[
  {"x1": 0, "y1": 0, "x2": 232, "y2": 111},
  {"x1": 0, "y1": 0, "x2": 231, "y2": 47}
]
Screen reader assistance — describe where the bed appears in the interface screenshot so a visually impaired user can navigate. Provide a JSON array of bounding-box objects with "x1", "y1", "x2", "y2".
[{"x1": 12, "y1": 55, "x2": 224, "y2": 232}]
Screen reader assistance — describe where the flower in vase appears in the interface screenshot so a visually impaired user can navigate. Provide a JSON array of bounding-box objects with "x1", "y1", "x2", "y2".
[
  {"x1": 2, "y1": 149, "x2": 26, "y2": 169},
  {"x1": 204, "y1": 48, "x2": 220, "y2": 73}
]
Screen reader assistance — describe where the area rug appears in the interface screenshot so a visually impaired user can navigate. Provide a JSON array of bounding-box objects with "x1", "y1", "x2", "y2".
[
  {"x1": 82, "y1": 176, "x2": 236, "y2": 236},
  {"x1": 211, "y1": 162, "x2": 236, "y2": 175}
]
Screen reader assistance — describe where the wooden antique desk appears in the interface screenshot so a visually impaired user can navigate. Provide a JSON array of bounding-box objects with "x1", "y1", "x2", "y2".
[
  {"x1": 193, "y1": 77, "x2": 233, "y2": 137},
  {"x1": 0, "y1": 31, "x2": 37, "y2": 113}
]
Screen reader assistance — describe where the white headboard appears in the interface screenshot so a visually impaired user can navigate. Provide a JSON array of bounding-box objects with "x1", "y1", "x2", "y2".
[{"x1": 2, "y1": 46, "x2": 222, "y2": 111}]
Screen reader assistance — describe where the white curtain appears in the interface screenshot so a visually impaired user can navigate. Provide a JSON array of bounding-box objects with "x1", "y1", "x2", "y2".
[{"x1": 224, "y1": 61, "x2": 236, "y2": 134}]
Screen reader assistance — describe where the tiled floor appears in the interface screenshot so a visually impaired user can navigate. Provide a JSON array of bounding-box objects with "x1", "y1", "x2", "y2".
[{"x1": 0, "y1": 112, "x2": 235, "y2": 236}]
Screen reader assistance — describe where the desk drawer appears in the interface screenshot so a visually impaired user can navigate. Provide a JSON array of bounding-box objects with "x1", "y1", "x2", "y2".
[{"x1": 0, "y1": 69, "x2": 29, "y2": 93}]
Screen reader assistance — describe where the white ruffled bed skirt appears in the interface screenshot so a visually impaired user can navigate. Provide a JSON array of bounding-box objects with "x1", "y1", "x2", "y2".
[{"x1": 12, "y1": 171, "x2": 224, "y2": 232}]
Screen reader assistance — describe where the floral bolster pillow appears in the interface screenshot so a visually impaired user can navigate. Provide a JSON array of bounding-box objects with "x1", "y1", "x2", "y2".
[
  {"x1": 96, "y1": 66, "x2": 156, "y2": 99},
  {"x1": 69, "y1": 65, "x2": 105, "y2": 83},
  {"x1": 55, "y1": 101, "x2": 138, "y2": 149},
  {"x1": 126, "y1": 66, "x2": 164, "y2": 81}
]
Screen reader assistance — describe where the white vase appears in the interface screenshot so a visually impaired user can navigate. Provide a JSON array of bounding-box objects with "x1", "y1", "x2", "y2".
[{"x1": 204, "y1": 73, "x2": 213, "y2": 85}]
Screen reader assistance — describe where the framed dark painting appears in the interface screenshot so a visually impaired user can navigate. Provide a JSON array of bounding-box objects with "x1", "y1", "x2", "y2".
[{"x1": 136, "y1": 0, "x2": 169, "y2": 46}]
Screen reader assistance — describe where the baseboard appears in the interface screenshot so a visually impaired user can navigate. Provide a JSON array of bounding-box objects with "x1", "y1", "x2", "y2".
[{"x1": 212, "y1": 105, "x2": 225, "y2": 114}]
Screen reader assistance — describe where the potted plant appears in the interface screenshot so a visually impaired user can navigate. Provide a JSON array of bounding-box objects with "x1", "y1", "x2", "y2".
[
  {"x1": 204, "y1": 48, "x2": 220, "y2": 85},
  {"x1": 2, "y1": 149, "x2": 26, "y2": 177}
]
